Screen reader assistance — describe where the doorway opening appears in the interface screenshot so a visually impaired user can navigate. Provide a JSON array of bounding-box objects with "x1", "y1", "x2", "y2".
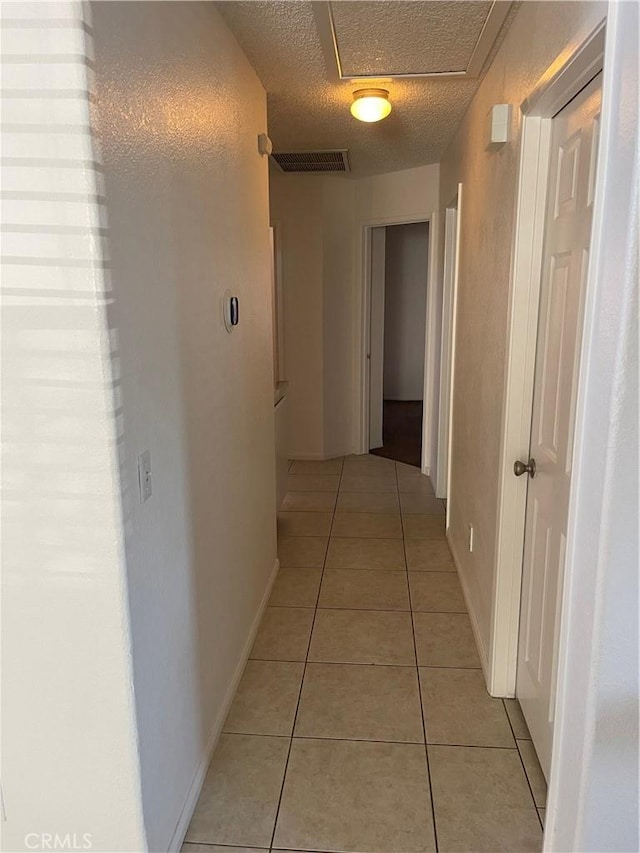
[{"x1": 367, "y1": 221, "x2": 430, "y2": 470}]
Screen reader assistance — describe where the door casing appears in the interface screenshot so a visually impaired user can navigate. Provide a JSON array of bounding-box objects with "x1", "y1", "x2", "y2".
[
  {"x1": 436, "y1": 188, "x2": 462, "y2": 506},
  {"x1": 358, "y1": 212, "x2": 440, "y2": 476},
  {"x1": 491, "y1": 22, "x2": 606, "y2": 698}
]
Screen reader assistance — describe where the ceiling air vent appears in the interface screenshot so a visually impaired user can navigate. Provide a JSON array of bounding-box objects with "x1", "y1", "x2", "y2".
[{"x1": 271, "y1": 149, "x2": 350, "y2": 173}]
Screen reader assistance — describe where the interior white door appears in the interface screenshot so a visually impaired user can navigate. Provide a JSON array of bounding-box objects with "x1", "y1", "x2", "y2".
[{"x1": 517, "y1": 74, "x2": 602, "y2": 780}]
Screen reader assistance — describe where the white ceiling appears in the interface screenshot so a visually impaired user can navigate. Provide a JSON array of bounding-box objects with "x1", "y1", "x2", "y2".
[{"x1": 217, "y1": 1, "x2": 518, "y2": 177}]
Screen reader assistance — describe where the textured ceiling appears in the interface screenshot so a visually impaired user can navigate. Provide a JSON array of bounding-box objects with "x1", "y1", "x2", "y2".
[
  {"x1": 332, "y1": 1, "x2": 493, "y2": 76},
  {"x1": 217, "y1": 1, "x2": 517, "y2": 177}
]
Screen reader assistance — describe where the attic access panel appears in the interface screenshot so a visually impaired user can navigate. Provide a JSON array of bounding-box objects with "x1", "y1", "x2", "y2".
[{"x1": 316, "y1": 0, "x2": 512, "y2": 80}]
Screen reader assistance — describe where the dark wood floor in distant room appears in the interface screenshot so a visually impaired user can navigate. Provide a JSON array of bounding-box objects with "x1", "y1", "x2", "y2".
[{"x1": 371, "y1": 400, "x2": 423, "y2": 468}]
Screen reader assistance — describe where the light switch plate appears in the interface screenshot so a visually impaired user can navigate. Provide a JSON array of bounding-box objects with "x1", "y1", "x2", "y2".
[{"x1": 138, "y1": 450, "x2": 152, "y2": 502}]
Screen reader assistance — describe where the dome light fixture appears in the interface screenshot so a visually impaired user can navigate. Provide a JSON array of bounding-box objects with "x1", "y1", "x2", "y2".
[{"x1": 350, "y1": 88, "x2": 392, "y2": 123}]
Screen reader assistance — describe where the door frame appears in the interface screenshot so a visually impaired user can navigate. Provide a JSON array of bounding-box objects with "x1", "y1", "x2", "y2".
[
  {"x1": 435, "y1": 187, "x2": 463, "y2": 506},
  {"x1": 490, "y1": 21, "x2": 606, "y2": 698},
  {"x1": 358, "y1": 211, "x2": 438, "y2": 475}
]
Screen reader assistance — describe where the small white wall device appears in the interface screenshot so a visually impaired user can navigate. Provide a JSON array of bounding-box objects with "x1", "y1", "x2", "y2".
[
  {"x1": 486, "y1": 104, "x2": 512, "y2": 150},
  {"x1": 223, "y1": 289, "x2": 240, "y2": 333},
  {"x1": 258, "y1": 133, "x2": 273, "y2": 157}
]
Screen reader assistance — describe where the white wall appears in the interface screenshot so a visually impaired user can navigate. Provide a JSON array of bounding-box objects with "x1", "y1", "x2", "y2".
[
  {"x1": 322, "y1": 177, "x2": 359, "y2": 459},
  {"x1": 383, "y1": 222, "x2": 429, "y2": 401},
  {"x1": 439, "y1": 0, "x2": 608, "y2": 663},
  {"x1": 1, "y1": 4, "x2": 146, "y2": 850},
  {"x1": 270, "y1": 163, "x2": 439, "y2": 459},
  {"x1": 90, "y1": 3, "x2": 277, "y2": 850}
]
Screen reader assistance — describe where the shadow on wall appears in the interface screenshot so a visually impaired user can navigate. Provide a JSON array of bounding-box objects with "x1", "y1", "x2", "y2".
[{"x1": 90, "y1": 2, "x2": 278, "y2": 851}]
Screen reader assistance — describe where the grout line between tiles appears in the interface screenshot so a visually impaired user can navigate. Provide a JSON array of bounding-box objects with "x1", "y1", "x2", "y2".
[
  {"x1": 182, "y1": 841, "x2": 269, "y2": 850},
  {"x1": 249, "y1": 655, "x2": 482, "y2": 670},
  {"x1": 268, "y1": 455, "x2": 345, "y2": 853},
  {"x1": 222, "y1": 731, "x2": 521, "y2": 749},
  {"x1": 397, "y1": 460, "x2": 440, "y2": 853},
  {"x1": 268, "y1": 603, "x2": 468, "y2": 614},
  {"x1": 503, "y1": 698, "x2": 546, "y2": 832}
]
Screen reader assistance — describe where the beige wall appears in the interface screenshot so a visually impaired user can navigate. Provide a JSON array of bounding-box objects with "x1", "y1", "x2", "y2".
[
  {"x1": 383, "y1": 222, "x2": 430, "y2": 401},
  {"x1": 271, "y1": 164, "x2": 439, "y2": 459},
  {"x1": 91, "y1": 3, "x2": 277, "y2": 849},
  {"x1": 270, "y1": 174, "x2": 325, "y2": 457},
  {"x1": 439, "y1": 0, "x2": 607, "y2": 663}
]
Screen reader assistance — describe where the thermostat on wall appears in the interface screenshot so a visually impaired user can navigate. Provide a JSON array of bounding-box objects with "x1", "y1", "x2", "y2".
[{"x1": 223, "y1": 289, "x2": 239, "y2": 333}]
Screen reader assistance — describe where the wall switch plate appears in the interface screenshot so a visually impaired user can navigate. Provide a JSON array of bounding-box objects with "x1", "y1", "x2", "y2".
[
  {"x1": 468, "y1": 523, "x2": 474, "y2": 552},
  {"x1": 138, "y1": 450, "x2": 152, "y2": 502}
]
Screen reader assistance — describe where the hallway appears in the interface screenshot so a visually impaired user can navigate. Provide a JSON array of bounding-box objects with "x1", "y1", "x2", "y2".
[{"x1": 184, "y1": 455, "x2": 546, "y2": 852}]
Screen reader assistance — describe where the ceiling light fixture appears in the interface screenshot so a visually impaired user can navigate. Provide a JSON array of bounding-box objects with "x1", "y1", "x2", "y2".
[{"x1": 350, "y1": 88, "x2": 392, "y2": 123}]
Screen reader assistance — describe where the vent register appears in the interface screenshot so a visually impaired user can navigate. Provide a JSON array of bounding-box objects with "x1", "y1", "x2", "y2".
[{"x1": 271, "y1": 149, "x2": 350, "y2": 173}]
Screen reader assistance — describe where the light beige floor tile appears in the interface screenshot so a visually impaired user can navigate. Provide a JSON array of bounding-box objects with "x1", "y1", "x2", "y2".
[
  {"x1": 277, "y1": 511, "x2": 332, "y2": 537},
  {"x1": 295, "y1": 662, "x2": 424, "y2": 742},
  {"x1": 396, "y1": 460, "x2": 424, "y2": 478},
  {"x1": 342, "y1": 454, "x2": 397, "y2": 477},
  {"x1": 325, "y1": 537, "x2": 405, "y2": 570},
  {"x1": 319, "y1": 568, "x2": 410, "y2": 611},
  {"x1": 409, "y1": 572, "x2": 467, "y2": 612},
  {"x1": 281, "y1": 491, "x2": 337, "y2": 512},
  {"x1": 277, "y1": 535, "x2": 327, "y2": 568},
  {"x1": 185, "y1": 734, "x2": 288, "y2": 848},
  {"x1": 403, "y1": 514, "x2": 447, "y2": 539},
  {"x1": 273, "y1": 739, "x2": 436, "y2": 852},
  {"x1": 503, "y1": 698, "x2": 532, "y2": 739},
  {"x1": 419, "y1": 668, "x2": 515, "y2": 747},
  {"x1": 309, "y1": 608, "x2": 416, "y2": 665},
  {"x1": 224, "y1": 660, "x2": 304, "y2": 736},
  {"x1": 429, "y1": 745, "x2": 542, "y2": 852},
  {"x1": 340, "y1": 474, "x2": 398, "y2": 493},
  {"x1": 331, "y1": 511, "x2": 402, "y2": 539},
  {"x1": 250, "y1": 607, "x2": 314, "y2": 661},
  {"x1": 517, "y1": 738, "x2": 548, "y2": 807},
  {"x1": 289, "y1": 459, "x2": 343, "y2": 476},
  {"x1": 269, "y1": 568, "x2": 322, "y2": 607},
  {"x1": 537, "y1": 808, "x2": 545, "y2": 826},
  {"x1": 337, "y1": 491, "x2": 400, "y2": 513},
  {"x1": 413, "y1": 613, "x2": 481, "y2": 668},
  {"x1": 400, "y1": 493, "x2": 445, "y2": 515},
  {"x1": 398, "y1": 476, "x2": 435, "y2": 495},
  {"x1": 405, "y1": 540, "x2": 455, "y2": 571},
  {"x1": 287, "y1": 474, "x2": 340, "y2": 492},
  {"x1": 183, "y1": 845, "x2": 266, "y2": 852}
]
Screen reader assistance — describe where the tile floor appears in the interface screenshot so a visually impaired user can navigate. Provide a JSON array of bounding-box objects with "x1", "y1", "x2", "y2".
[{"x1": 184, "y1": 455, "x2": 546, "y2": 853}]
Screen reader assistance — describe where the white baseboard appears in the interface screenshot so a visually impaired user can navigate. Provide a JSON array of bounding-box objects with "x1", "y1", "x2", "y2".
[
  {"x1": 167, "y1": 557, "x2": 280, "y2": 853},
  {"x1": 446, "y1": 533, "x2": 490, "y2": 680}
]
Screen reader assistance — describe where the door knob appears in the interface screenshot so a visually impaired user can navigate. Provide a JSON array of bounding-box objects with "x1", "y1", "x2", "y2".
[{"x1": 514, "y1": 458, "x2": 536, "y2": 478}]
